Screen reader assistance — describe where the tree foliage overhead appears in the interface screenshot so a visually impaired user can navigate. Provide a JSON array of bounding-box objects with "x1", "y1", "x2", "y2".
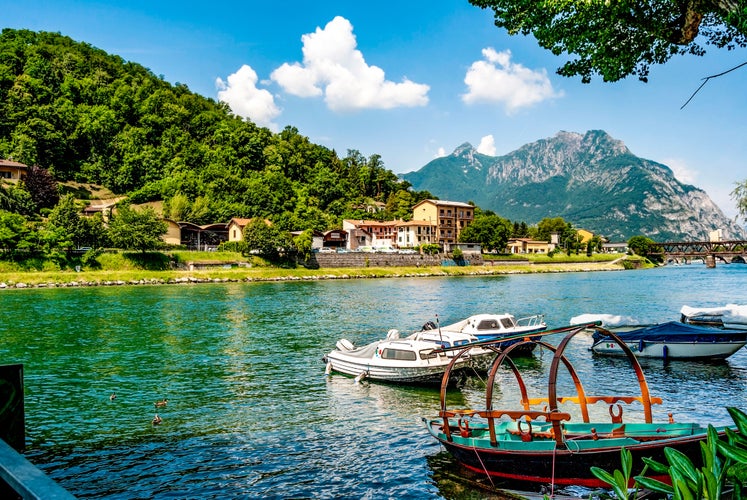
[
  {"x1": 469, "y1": 0, "x2": 747, "y2": 82},
  {"x1": 0, "y1": 29, "x2": 426, "y2": 229}
]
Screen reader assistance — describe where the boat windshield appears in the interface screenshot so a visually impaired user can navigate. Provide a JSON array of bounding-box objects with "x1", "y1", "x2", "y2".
[{"x1": 380, "y1": 348, "x2": 417, "y2": 361}]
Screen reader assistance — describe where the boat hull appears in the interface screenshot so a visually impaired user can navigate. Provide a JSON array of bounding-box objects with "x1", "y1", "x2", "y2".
[
  {"x1": 591, "y1": 339, "x2": 746, "y2": 359},
  {"x1": 425, "y1": 419, "x2": 714, "y2": 488},
  {"x1": 324, "y1": 352, "x2": 472, "y2": 385}
]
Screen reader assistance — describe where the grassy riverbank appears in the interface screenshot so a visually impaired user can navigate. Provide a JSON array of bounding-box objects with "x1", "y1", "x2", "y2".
[{"x1": 0, "y1": 251, "x2": 639, "y2": 288}]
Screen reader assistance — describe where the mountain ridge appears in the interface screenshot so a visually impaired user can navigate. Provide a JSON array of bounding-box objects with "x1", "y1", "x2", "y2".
[{"x1": 402, "y1": 130, "x2": 745, "y2": 242}]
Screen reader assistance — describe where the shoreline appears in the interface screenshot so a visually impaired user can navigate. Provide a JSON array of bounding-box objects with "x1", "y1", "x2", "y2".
[{"x1": 0, "y1": 260, "x2": 628, "y2": 290}]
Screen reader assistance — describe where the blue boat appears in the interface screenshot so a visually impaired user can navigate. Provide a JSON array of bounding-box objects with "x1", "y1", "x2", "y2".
[{"x1": 590, "y1": 320, "x2": 747, "y2": 360}]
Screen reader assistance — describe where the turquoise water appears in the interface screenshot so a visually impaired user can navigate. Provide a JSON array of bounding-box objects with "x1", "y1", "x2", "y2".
[{"x1": 1, "y1": 264, "x2": 747, "y2": 498}]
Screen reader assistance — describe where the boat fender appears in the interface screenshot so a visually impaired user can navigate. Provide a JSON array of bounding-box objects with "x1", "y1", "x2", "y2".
[
  {"x1": 354, "y1": 371, "x2": 367, "y2": 384},
  {"x1": 638, "y1": 339, "x2": 645, "y2": 352},
  {"x1": 336, "y1": 339, "x2": 355, "y2": 351},
  {"x1": 325, "y1": 362, "x2": 332, "y2": 376},
  {"x1": 458, "y1": 418, "x2": 472, "y2": 438},
  {"x1": 668, "y1": 412, "x2": 674, "y2": 424},
  {"x1": 662, "y1": 344, "x2": 669, "y2": 361},
  {"x1": 517, "y1": 420, "x2": 533, "y2": 442},
  {"x1": 591, "y1": 428, "x2": 598, "y2": 441},
  {"x1": 609, "y1": 403, "x2": 623, "y2": 424}
]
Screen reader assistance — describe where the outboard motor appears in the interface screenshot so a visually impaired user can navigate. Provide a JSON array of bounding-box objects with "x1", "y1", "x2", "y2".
[
  {"x1": 336, "y1": 339, "x2": 355, "y2": 351},
  {"x1": 421, "y1": 320, "x2": 437, "y2": 331}
]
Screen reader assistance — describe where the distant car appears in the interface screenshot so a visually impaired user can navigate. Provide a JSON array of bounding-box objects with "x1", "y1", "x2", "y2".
[
  {"x1": 376, "y1": 247, "x2": 396, "y2": 253},
  {"x1": 319, "y1": 247, "x2": 336, "y2": 253},
  {"x1": 398, "y1": 249, "x2": 417, "y2": 254}
]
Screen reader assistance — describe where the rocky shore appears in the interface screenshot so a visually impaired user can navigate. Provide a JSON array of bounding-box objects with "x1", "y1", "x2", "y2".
[{"x1": 0, "y1": 260, "x2": 627, "y2": 290}]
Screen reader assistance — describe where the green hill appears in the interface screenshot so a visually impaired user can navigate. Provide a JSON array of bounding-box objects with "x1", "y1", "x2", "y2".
[{"x1": 0, "y1": 28, "x2": 428, "y2": 228}]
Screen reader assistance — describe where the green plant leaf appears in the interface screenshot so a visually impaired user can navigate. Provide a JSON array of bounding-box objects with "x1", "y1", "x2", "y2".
[
  {"x1": 717, "y1": 439, "x2": 747, "y2": 464},
  {"x1": 670, "y1": 467, "x2": 695, "y2": 500},
  {"x1": 621, "y1": 446, "x2": 632, "y2": 478},
  {"x1": 591, "y1": 466, "x2": 628, "y2": 499},
  {"x1": 728, "y1": 407, "x2": 747, "y2": 435},
  {"x1": 642, "y1": 456, "x2": 669, "y2": 474},
  {"x1": 634, "y1": 475, "x2": 674, "y2": 495},
  {"x1": 664, "y1": 447, "x2": 699, "y2": 484}
]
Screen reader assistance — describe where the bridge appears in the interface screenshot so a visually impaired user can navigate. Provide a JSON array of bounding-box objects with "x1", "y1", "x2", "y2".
[{"x1": 651, "y1": 240, "x2": 747, "y2": 267}]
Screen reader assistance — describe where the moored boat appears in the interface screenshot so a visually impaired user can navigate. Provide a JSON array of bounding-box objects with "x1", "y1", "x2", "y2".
[
  {"x1": 423, "y1": 324, "x2": 733, "y2": 489},
  {"x1": 437, "y1": 313, "x2": 546, "y2": 353},
  {"x1": 589, "y1": 321, "x2": 747, "y2": 360},
  {"x1": 323, "y1": 327, "x2": 498, "y2": 385}
]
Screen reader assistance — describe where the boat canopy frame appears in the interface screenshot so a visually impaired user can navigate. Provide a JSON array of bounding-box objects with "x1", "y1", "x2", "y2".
[{"x1": 438, "y1": 324, "x2": 664, "y2": 448}]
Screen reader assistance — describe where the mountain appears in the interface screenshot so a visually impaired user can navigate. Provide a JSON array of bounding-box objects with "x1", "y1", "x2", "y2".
[{"x1": 402, "y1": 130, "x2": 746, "y2": 242}]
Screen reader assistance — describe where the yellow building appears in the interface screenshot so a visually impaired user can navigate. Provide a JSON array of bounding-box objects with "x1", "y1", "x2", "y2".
[
  {"x1": 506, "y1": 238, "x2": 552, "y2": 254},
  {"x1": 576, "y1": 229, "x2": 594, "y2": 244},
  {"x1": 411, "y1": 199, "x2": 474, "y2": 248}
]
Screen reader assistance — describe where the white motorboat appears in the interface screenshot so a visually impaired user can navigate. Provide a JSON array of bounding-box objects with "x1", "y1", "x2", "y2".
[
  {"x1": 437, "y1": 313, "x2": 547, "y2": 353},
  {"x1": 323, "y1": 328, "x2": 496, "y2": 385}
]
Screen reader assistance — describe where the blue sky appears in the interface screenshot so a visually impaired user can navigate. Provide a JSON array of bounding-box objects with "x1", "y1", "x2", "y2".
[{"x1": 5, "y1": 1, "x2": 747, "y2": 219}]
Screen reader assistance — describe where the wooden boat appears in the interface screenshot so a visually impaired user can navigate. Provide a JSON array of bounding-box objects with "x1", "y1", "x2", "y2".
[
  {"x1": 323, "y1": 327, "x2": 499, "y2": 385},
  {"x1": 437, "y1": 313, "x2": 546, "y2": 353},
  {"x1": 589, "y1": 321, "x2": 747, "y2": 360},
  {"x1": 423, "y1": 324, "x2": 731, "y2": 489}
]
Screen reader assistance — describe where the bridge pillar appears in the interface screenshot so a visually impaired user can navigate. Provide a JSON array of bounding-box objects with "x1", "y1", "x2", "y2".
[{"x1": 705, "y1": 254, "x2": 716, "y2": 268}]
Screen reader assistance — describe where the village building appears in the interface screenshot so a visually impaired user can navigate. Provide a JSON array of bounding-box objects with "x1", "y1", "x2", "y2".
[
  {"x1": 342, "y1": 219, "x2": 400, "y2": 250},
  {"x1": 396, "y1": 219, "x2": 436, "y2": 248},
  {"x1": 0, "y1": 159, "x2": 28, "y2": 182},
  {"x1": 506, "y1": 238, "x2": 553, "y2": 254},
  {"x1": 411, "y1": 199, "x2": 474, "y2": 249}
]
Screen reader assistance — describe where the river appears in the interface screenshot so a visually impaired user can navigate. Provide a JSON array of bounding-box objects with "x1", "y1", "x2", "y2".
[{"x1": 1, "y1": 263, "x2": 746, "y2": 498}]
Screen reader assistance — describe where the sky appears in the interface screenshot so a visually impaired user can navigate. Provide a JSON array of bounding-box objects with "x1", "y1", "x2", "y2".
[{"x1": 4, "y1": 1, "x2": 747, "y2": 219}]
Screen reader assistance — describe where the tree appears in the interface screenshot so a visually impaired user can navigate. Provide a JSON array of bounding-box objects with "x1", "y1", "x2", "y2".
[
  {"x1": 732, "y1": 180, "x2": 747, "y2": 221},
  {"x1": 293, "y1": 229, "x2": 314, "y2": 262},
  {"x1": 107, "y1": 204, "x2": 167, "y2": 252},
  {"x1": 46, "y1": 194, "x2": 82, "y2": 250},
  {"x1": 469, "y1": 0, "x2": 747, "y2": 83},
  {"x1": 22, "y1": 165, "x2": 59, "y2": 210},
  {"x1": 458, "y1": 213, "x2": 513, "y2": 252},
  {"x1": 242, "y1": 218, "x2": 294, "y2": 261},
  {"x1": 627, "y1": 235, "x2": 663, "y2": 262},
  {"x1": 0, "y1": 210, "x2": 31, "y2": 254}
]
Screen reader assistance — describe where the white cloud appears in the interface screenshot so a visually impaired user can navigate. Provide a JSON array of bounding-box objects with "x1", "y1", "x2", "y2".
[
  {"x1": 435, "y1": 147, "x2": 447, "y2": 158},
  {"x1": 477, "y1": 135, "x2": 496, "y2": 156},
  {"x1": 216, "y1": 65, "x2": 281, "y2": 131},
  {"x1": 663, "y1": 157, "x2": 697, "y2": 185},
  {"x1": 271, "y1": 16, "x2": 429, "y2": 112},
  {"x1": 462, "y1": 48, "x2": 562, "y2": 113}
]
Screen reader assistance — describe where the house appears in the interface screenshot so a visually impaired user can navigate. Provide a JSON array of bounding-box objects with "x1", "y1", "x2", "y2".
[
  {"x1": 576, "y1": 229, "x2": 594, "y2": 244},
  {"x1": 226, "y1": 218, "x2": 272, "y2": 242},
  {"x1": 396, "y1": 220, "x2": 436, "y2": 248},
  {"x1": 0, "y1": 159, "x2": 28, "y2": 182},
  {"x1": 452, "y1": 242, "x2": 482, "y2": 255},
  {"x1": 506, "y1": 238, "x2": 552, "y2": 254},
  {"x1": 178, "y1": 222, "x2": 229, "y2": 250},
  {"x1": 323, "y1": 229, "x2": 347, "y2": 249},
  {"x1": 162, "y1": 219, "x2": 182, "y2": 246},
  {"x1": 342, "y1": 219, "x2": 400, "y2": 250},
  {"x1": 411, "y1": 199, "x2": 474, "y2": 249}
]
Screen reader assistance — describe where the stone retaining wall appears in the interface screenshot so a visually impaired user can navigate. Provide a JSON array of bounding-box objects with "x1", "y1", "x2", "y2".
[{"x1": 308, "y1": 253, "x2": 484, "y2": 268}]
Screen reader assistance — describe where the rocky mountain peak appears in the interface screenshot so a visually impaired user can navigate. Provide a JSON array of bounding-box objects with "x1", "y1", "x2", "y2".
[{"x1": 402, "y1": 130, "x2": 745, "y2": 241}]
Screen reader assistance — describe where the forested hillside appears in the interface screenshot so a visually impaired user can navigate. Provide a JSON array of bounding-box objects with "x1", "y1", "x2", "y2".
[{"x1": 0, "y1": 28, "x2": 429, "y2": 229}]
